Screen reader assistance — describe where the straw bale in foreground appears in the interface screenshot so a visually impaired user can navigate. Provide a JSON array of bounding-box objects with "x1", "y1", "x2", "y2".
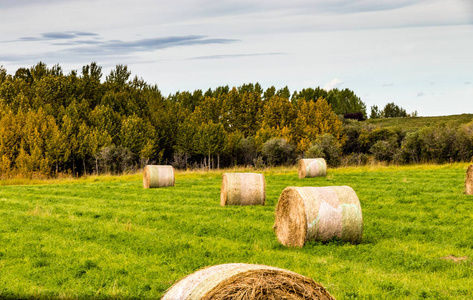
[
  {"x1": 298, "y1": 158, "x2": 327, "y2": 178},
  {"x1": 274, "y1": 186, "x2": 363, "y2": 247},
  {"x1": 220, "y1": 173, "x2": 265, "y2": 206},
  {"x1": 162, "y1": 263, "x2": 336, "y2": 300},
  {"x1": 143, "y1": 165, "x2": 174, "y2": 189}
]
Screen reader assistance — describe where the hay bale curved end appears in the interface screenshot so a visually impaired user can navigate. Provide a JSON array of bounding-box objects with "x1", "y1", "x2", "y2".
[
  {"x1": 220, "y1": 173, "x2": 265, "y2": 206},
  {"x1": 298, "y1": 158, "x2": 327, "y2": 178},
  {"x1": 466, "y1": 164, "x2": 473, "y2": 195},
  {"x1": 142, "y1": 165, "x2": 175, "y2": 189},
  {"x1": 162, "y1": 263, "x2": 336, "y2": 300},
  {"x1": 274, "y1": 186, "x2": 363, "y2": 247}
]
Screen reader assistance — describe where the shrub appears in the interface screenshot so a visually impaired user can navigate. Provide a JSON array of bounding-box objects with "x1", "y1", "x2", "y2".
[
  {"x1": 344, "y1": 111, "x2": 364, "y2": 121},
  {"x1": 400, "y1": 131, "x2": 424, "y2": 163},
  {"x1": 305, "y1": 144, "x2": 325, "y2": 159},
  {"x1": 342, "y1": 120, "x2": 362, "y2": 154},
  {"x1": 369, "y1": 139, "x2": 398, "y2": 162},
  {"x1": 262, "y1": 138, "x2": 295, "y2": 166},
  {"x1": 359, "y1": 127, "x2": 398, "y2": 153},
  {"x1": 307, "y1": 134, "x2": 342, "y2": 167},
  {"x1": 240, "y1": 137, "x2": 258, "y2": 166}
]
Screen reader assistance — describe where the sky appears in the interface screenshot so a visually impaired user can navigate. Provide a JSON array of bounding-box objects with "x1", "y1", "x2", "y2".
[{"x1": 1, "y1": 0, "x2": 472, "y2": 117}]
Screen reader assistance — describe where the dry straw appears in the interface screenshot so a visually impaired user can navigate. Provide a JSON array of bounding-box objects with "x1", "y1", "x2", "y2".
[
  {"x1": 466, "y1": 164, "x2": 473, "y2": 195},
  {"x1": 220, "y1": 173, "x2": 265, "y2": 206},
  {"x1": 274, "y1": 186, "x2": 363, "y2": 247},
  {"x1": 298, "y1": 158, "x2": 327, "y2": 178},
  {"x1": 142, "y1": 165, "x2": 175, "y2": 189},
  {"x1": 162, "y1": 263, "x2": 336, "y2": 300}
]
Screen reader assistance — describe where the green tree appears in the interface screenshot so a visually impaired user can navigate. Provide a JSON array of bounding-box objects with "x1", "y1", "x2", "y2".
[
  {"x1": 382, "y1": 102, "x2": 408, "y2": 118},
  {"x1": 119, "y1": 114, "x2": 156, "y2": 158},
  {"x1": 370, "y1": 105, "x2": 381, "y2": 119}
]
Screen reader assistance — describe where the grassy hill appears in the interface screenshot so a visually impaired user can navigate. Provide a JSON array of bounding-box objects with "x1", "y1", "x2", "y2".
[
  {"x1": 1, "y1": 164, "x2": 472, "y2": 299},
  {"x1": 364, "y1": 113, "x2": 473, "y2": 131}
]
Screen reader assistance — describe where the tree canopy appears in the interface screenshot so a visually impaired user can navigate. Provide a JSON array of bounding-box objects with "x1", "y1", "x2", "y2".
[{"x1": 3, "y1": 62, "x2": 458, "y2": 177}]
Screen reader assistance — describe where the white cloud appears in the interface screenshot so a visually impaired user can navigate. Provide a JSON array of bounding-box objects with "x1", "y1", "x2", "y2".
[{"x1": 323, "y1": 78, "x2": 344, "y2": 91}]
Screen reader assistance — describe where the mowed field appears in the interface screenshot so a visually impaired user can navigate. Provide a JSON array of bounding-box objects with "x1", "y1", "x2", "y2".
[{"x1": 1, "y1": 164, "x2": 472, "y2": 299}]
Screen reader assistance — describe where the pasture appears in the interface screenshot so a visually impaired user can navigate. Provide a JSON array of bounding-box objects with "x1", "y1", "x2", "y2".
[{"x1": 0, "y1": 164, "x2": 472, "y2": 299}]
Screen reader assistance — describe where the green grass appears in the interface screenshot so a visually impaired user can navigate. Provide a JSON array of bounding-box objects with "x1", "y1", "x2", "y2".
[
  {"x1": 365, "y1": 113, "x2": 473, "y2": 131},
  {"x1": 1, "y1": 164, "x2": 473, "y2": 299}
]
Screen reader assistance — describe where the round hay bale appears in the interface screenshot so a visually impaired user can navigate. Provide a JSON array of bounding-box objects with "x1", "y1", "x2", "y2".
[
  {"x1": 220, "y1": 173, "x2": 265, "y2": 206},
  {"x1": 162, "y1": 263, "x2": 336, "y2": 300},
  {"x1": 274, "y1": 186, "x2": 363, "y2": 247},
  {"x1": 142, "y1": 165, "x2": 175, "y2": 189},
  {"x1": 298, "y1": 158, "x2": 327, "y2": 178},
  {"x1": 466, "y1": 164, "x2": 473, "y2": 195}
]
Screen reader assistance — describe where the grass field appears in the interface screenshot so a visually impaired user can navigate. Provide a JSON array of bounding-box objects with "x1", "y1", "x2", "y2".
[{"x1": 1, "y1": 164, "x2": 473, "y2": 299}]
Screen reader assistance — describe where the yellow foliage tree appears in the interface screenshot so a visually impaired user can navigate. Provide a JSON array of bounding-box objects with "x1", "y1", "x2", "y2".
[{"x1": 291, "y1": 97, "x2": 345, "y2": 152}]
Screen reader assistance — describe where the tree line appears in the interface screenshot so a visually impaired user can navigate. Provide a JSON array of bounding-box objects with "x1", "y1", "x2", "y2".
[{"x1": 0, "y1": 62, "x2": 470, "y2": 178}]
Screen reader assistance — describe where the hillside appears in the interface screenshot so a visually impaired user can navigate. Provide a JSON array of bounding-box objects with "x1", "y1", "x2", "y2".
[{"x1": 364, "y1": 114, "x2": 473, "y2": 131}]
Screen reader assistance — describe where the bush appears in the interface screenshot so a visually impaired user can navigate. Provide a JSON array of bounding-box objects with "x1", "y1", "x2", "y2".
[
  {"x1": 359, "y1": 127, "x2": 398, "y2": 153},
  {"x1": 240, "y1": 137, "x2": 257, "y2": 166},
  {"x1": 344, "y1": 111, "x2": 364, "y2": 121},
  {"x1": 262, "y1": 138, "x2": 295, "y2": 166},
  {"x1": 305, "y1": 144, "x2": 325, "y2": 158},
  {"x1": 400, "y1": 131, "x2": 424, "y2": 163},
  {"x1": 307, "y1": 134, "x2": 342, "y2": 167},
  {"x1": 342, "y1": 120, "x2": 362, "y2": 154},
  {"x1": 369, "y1": 139, "x2": 398, "y2": 162}
]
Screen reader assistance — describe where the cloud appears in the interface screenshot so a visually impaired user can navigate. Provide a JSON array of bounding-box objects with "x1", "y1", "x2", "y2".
[
  {"x1": 417, "y1": 92, "x2": 425, "y2": 97},
  {"x1": 465, "y1": 81, "x2": 471, "y2": 85},
  {"x1": 6, "y1": 32, "x2": 237, "y2": 51},
  {"x1": 61, "y1": 36, "x2": 239, "y2": 58},
  {"x1": 188, "y1": 53, "x2": 286, "y2": 60},
  {"x1": 5, "y1": 31, "x2": 99, "y2": 43},
  {"x1": 1, "y1": 32, "x2": 240, "y2": 64},
  {"x1": 382, "y1": 83, "x2": 394, "y2": 87},
  {"x1": 323, "y1": 78, "x2": 344, "y2": 91}
]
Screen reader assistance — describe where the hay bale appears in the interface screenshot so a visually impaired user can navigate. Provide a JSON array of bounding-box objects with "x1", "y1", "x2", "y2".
[
  {"x1": 220, "y1": 173, "x2": 265, "y2": 206},
  {"x1": 274, "y1": 186, "x2": 363, "y2": 247},
  {"x1": 298, "y1": 158, "x2": 327, "y2": 178},
  {"x1": 142, "y1": 165, "x2": 174, "y2": 188},
  {"x1": 466, "y1": 165, "x2": 473, "y2": 195},
  {"x1": 162, "y1": 263, "x2": 336, "y2": 300}
]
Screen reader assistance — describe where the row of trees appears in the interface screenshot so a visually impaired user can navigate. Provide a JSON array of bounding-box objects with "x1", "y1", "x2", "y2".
[
  {"x1": 1, "y1": 62, "x2": 470, "y2": 178},
  {"x1": 0, "y1": 62, "x2": 366, "y2": 177}
]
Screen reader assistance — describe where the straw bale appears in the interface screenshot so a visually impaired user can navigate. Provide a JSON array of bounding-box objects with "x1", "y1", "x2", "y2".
[
  {"x1": 466, "y1": 165, "x2": 473, "y2": 195},
  {"x1": 142, "y1": 165, "x2": 175, "y2": 189},
  {"x1": 298, "y1": 158, "x2": 327, "y2": 178},
  {"x1": 274, "y1": 186, "x2": 363, "y2": 247},
  {"x1": 220, "y1": 173, "x2": 265, "y2": 206},
  {"x1": 162, "y1": 263, "x2": 336, "y2": 300}
]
